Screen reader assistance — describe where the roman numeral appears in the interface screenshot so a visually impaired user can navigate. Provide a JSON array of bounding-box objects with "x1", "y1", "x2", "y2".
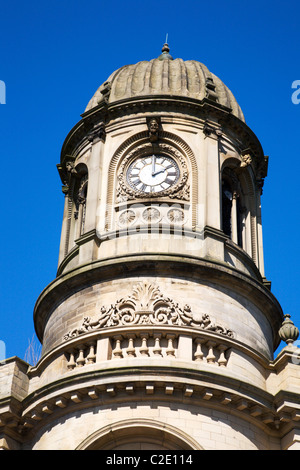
[
  {"x1": 131, "y1": 177, "x2": 140, "y2": 185},
  {"x1": 165, "y1": 178, "x2": 174, "y2": 185}
]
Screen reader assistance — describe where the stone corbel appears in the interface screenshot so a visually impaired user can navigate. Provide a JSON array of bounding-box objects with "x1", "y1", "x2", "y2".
[
  {"x1": 65, "y1": 160, "x2": 77, "y2": 176},
  {"x1": 57, "y1": 159, "x2": 75, "y2": 186},
  {"x1": 146, "y1": 116, "x2": 161, "y2": 142},
  {"x1": 257, "y1": 155, "x2": 269, "y2": 179},
  {"x1": 254, "y1": 155, "x2": 268, "y2": 194},
  {"x1": 87, "y1": 122, "x2": 106, "y2": 143},
  {"x1": 233, "y1": 149, "x2": 254, "y2": 179},
  {"x1": 61, "y1": 184, "x2": 69, "y2": 195},
  {"x1": 203, "y1": 120, "x2": 222, "y2": 139},
  {"x1": 59, "y1": 160, "x2": 88, "y2": 199},
  {"x1": 240, "y1": 153, "x2": 252, "y2": 169}
]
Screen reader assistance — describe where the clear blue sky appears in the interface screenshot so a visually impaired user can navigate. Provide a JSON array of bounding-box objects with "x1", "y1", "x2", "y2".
[{"x1": 0, "y1": 0, "x2": 299, "y2": 361}]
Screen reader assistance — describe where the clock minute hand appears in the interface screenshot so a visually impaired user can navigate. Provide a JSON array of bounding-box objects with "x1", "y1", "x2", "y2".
[{"x1": 152, "y1": 155, "x2": 156, "y2": 176}]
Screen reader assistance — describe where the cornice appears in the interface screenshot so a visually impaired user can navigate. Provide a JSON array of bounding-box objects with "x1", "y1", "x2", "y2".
[
  {"x1": 2, "y1": 358, "x2": 299, "y2": 446},
  {"x1": 58, "y1": 95, "x2": 266, "y2": 176},
  {"x1": 15, "y1": 361, "x2": 283, "y2": 441}
]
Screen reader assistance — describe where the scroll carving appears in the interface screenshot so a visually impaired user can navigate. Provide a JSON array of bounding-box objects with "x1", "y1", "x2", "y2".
[{"x1": 64, "y1": 282, "x2": 234, "y2": 341}]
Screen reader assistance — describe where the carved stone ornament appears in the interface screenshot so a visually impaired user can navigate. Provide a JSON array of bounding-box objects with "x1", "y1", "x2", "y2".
[
  {"x1": 278, "y1": 314, "x2": 299, "y2": 345},
  {"x1": 167, "y1": 208, "x2": 185, "y2": 224},
  {"x1": 63, "y1": 282, "x2": 234, "y2": 341},
  {"x1": 142, "y1": 207, "x2": 161, "y2": 223},
  {"x1": 87, "y1": 122, "x2": 106, "y2": 143},
  {"x1": 118, "y1": 209, "x2": 136, "y2": 226},
  {"x1": 116, "y1": 143, "x2": 190, "y2": 203},
  {"x1": 240, "y1": 153, "x2": 252, "y2": 168},
  {"x1": 147, "y1": 117, "x2": 160, "y2": 142}
]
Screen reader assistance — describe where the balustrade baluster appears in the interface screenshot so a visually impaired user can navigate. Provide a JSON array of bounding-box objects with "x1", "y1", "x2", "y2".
[
  {"x1": 76, "y1": 347, "x2": 86, "y2": 367},
  {"x1": 112, "y1": 336, "x2": 123, "y2": 359},
  {"x1": 206, "y1": 341, "x2": 216, "y2": 363},
  {"x1": 153, "y1": 334, "x2": 162, "y2": 356},
  {"x1": 218, "y1": 344, "x2": 228, "y2": 367},
  {"x1": 166, "y1": 334, "x2": 176, "y2": 358},
  {"x1": 126, "y1": 335, "x2": 136, "y2": 357},
  {"x1": 139, "y1": 334, "x2": 149, "y2": 356},
  {"x1": 194, "y1": 338, "x2": 205, "y2": 361},
  {"x1": 67, "y1": 350, "x2": 76, "y2": 370},
  {"x1": 86, "y1": 343, "x2": 96, "y2": 364}
]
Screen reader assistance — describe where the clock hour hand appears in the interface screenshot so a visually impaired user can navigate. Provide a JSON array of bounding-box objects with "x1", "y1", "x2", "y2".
[{"x1": 152, "y1": 169, "x2": 166, "y2": 177}]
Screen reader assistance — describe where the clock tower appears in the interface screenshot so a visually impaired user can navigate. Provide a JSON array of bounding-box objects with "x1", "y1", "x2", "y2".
[{"x1": 1, "y1": 44, "x2": 300, "y2": 450}]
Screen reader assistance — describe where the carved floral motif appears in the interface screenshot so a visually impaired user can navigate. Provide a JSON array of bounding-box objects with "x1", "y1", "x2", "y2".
[
  {"x1": 118, "y1": 209, "x2": 136, "y2": 226},
  {"x1": 63, "y1": 282, "x2": 234, "y2": 341},
  {"x1": 167, "y1": 208, "x2": 185, "y2": 224},
  {"x1": 142, "y1": 207, "x2": 161, "y2": 222}
]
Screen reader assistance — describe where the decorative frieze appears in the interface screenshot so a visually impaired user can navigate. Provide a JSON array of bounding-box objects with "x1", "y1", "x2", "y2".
[
  {"x1": 117, "y1": 203, "x2": 188, "y2": 229},
  {"x1": 64, "y1": 282, "x2": 234, "y2": 340}
]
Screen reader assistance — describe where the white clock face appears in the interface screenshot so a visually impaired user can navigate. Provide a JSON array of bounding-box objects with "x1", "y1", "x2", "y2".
[{"x1": 127, "y1": 155, "x2": 180, "y2": 193}]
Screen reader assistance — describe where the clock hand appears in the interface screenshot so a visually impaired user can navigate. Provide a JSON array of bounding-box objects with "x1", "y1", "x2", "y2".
[
  {"x1": 152, "y1": 155, "x2": 155, "y2": 176},
  {"x1": 152, "y1": 169, "x2": 166, "y2": 177}
]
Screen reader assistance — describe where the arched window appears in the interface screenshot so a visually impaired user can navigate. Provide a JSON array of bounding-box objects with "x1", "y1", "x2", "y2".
[
  {"x1": 222, "y1": 179, "x2": 233, "y2": 238},
  {"x1": 221, "y1": 169, "x2": 243, "y2": 248},
  {"x1": 74, "y1": 174, "x2": 88, "y2": 238},
  {"x1": 61, "y1": 162, "x2": 88, "y2": 257}
]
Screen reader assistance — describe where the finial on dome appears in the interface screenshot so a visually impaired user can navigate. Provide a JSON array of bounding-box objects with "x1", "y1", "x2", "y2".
[{"x1": 158, "y1": 35, "x2": 173, "y2": 60}]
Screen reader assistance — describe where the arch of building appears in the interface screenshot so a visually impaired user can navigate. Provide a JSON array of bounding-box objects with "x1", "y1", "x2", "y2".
[
  {"x1": 105, "y1": 128, "x2": 199, "y2": 230},
  {"x1": 76, "y1": 419, "x2": 203, "y2": 450}
]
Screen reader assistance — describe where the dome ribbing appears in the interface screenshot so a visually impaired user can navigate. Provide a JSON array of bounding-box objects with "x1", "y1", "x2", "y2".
[{"x1": 85, "y1": 56, "x2": 244, "y2": 122}]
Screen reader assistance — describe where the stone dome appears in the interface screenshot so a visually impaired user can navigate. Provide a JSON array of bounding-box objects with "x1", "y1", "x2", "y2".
[{"x1": 85, "y1": 45, "x2": 245, "y2": 122}]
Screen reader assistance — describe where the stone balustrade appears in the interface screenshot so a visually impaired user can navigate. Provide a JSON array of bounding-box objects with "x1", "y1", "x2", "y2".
[
  {"x1": 66, "y1": 342, "x2": 97, "y2": 370},
  {"x1": 64, "y1": 328, "x2": 231, "y2": 370}
]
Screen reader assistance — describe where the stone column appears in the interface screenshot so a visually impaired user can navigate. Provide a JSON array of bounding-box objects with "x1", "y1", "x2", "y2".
[
  {"x1": 78, "y1": 138, "x2": 104, "y2": 266},
  {"x1": 205, "y1": 134, "x2": 221, "y2": 230},
  {"x1": 57, "y1": 187, "x2": 70, "y2": 266},
  {"x1": 231, "y1": 191, "x2": 238, "y2": 244}
]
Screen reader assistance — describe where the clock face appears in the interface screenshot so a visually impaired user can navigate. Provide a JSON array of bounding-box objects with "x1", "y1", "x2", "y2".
[{"x1": 127, "y1": 155, "x2": 180, "y2": 193}]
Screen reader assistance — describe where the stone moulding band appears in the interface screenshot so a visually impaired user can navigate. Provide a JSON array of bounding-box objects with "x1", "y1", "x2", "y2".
[{"x1": 19, "y1": 367, "x2": 285, "y2": 440}]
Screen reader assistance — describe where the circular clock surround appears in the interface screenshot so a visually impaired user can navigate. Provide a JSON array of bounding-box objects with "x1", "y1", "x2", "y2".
[{"x1": 127, "y1": 155, "x2": 180, "y2": 194}]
